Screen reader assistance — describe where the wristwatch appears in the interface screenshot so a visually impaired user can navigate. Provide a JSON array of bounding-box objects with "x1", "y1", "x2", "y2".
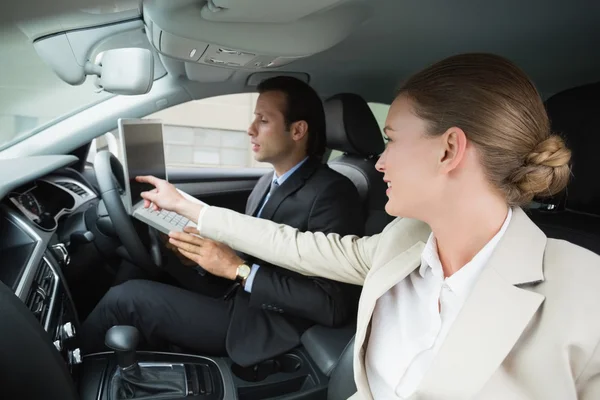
[{"x1": 235, "y1": 263, "x2": 252, "y2": 285}]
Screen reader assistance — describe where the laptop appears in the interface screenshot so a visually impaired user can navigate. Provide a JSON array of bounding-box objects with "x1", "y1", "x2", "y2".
[{"x1": 118, "y1": 118, "x2": 206, "y2": 235}]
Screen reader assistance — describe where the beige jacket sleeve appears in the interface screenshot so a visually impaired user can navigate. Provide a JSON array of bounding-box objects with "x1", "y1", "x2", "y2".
[{"x1": 199, "y1": 206, "x2": 381, "y2": 285}]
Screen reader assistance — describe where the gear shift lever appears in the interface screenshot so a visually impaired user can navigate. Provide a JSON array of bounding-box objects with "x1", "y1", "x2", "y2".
[
  {"x1": 105, "y1": 325, "x2": 187, "y2": 399},
  {"x1": 105, "y1": 325, "x2": 140, "y2": 370}
]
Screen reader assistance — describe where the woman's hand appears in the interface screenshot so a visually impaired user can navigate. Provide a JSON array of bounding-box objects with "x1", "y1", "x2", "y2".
[
  {"x1": 136, "y1": 175, "x2": 185, "y2": 212},
  {"x1": 168, "y1": 227, "x2": 244, "y2": 281},
  {"x1": 136, "y1": 175, "x2": 204, "y2": 222}
]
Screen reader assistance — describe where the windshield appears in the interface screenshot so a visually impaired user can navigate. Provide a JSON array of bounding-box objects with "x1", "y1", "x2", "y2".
[{"x1": 0, "y1": 25, "x2": 112, "y2": 150}]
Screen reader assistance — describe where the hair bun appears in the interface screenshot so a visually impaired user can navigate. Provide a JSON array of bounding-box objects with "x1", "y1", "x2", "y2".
[
  {"x1": 507, "y1": 135, "x2": 571, "y2": 204},
  {"x1": 526, "y1": 135, "x2": 571, "y2": 168}
]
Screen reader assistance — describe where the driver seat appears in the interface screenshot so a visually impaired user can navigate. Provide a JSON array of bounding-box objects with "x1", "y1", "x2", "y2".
[
  {"x1": 324, "y1": 93, "x2": 392, "y2": 236},
  {"x1": 317, "y1": 93, "x2": 385, "y2": 399}
]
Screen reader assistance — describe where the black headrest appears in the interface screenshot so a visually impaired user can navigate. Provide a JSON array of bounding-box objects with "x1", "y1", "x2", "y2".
[
  {"x1": 324, "y1": 93, "x2": 386, "y2": 158},
  {"x1": 545, "y1": 82, "x2": 600, "y2": 214}
]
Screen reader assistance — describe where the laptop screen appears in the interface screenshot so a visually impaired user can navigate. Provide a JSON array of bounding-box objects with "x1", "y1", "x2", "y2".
[{"x1": 120, "y1": 120, "x2": 168, "y2": 207}]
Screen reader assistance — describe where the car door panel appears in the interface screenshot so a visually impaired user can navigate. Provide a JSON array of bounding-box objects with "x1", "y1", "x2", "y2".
[{"x1": 168, "y1": 167, "x2": 270, "y2": 213}]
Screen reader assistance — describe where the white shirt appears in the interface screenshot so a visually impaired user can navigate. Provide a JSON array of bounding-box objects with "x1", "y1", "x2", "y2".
[{"x1": 365, "y1": 208, "x2": 513, "y2": 399}]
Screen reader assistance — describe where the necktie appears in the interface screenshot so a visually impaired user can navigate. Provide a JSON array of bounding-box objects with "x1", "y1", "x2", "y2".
[
  {"x1": 256, "y1": 180, "x2": 279, "y2": 218},
  {"x1": 269, "y1": 179, "x2": 280, "y2": 195}
]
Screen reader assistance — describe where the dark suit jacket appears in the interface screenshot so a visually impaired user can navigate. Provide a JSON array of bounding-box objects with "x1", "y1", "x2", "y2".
[{"x1": 226, "y1": 156, "x2": 364, "y2": 367}]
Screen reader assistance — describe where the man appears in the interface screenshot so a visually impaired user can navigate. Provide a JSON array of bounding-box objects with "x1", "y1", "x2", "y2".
[{"x1": 80, "y1": 76, "x2": 364, "y2": 367}]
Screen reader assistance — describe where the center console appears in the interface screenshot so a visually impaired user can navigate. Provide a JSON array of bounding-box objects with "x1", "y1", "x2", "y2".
[
  {"x1": 81, "y1": 351, "x2": 230, "y2": 400},
  {"x1": 1, "y1": 206, "x2": 83, "y2": 366},
  {"x1": 80, "y1": 325, "x2": 330, "y2": 400},
  {"x1": 229, "y1": 350, "x2": 326, "y2": 400}
]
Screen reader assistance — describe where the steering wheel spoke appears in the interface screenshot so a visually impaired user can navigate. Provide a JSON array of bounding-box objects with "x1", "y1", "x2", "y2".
[{"x1": 93, "y1": 150, "x2": 161, "y2": 273}]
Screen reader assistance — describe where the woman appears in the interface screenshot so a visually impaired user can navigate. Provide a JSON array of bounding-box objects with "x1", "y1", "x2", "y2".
[{"x1": 137, "y1": 53, "x2": 600, "y2": 399}]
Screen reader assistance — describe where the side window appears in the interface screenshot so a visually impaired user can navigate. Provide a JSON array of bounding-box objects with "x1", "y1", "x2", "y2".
[
  {"x1": 327, "y1": 102, "x2": 389, "y2": 161},
  {"x1": 368, "y1": 102, "x2": 390, "y2": 138},
  {"x1": 147, "y1": 93, "x2": 267, "y2": 169},
  {"x1": 87, "y1": 93, "x2": 269, "y2": 169}
]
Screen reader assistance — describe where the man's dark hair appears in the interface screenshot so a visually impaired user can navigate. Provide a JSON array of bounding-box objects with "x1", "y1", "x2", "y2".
[{"x1": 257, "y1": 76, "x2": 326, "y2": 158}]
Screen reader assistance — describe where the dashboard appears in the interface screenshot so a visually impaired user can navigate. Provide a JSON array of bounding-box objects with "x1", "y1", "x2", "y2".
[
  {"x1": 0, "y1": 155, "x2": 101, "y2": 374},
  {"x1": 2, "y1": 175, "x2": 98, "y2": 293}
]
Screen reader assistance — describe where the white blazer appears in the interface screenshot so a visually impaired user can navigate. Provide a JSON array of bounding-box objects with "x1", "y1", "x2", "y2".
[{"x1": 200, "y1": 206, "x2": 600, "y2": 399}]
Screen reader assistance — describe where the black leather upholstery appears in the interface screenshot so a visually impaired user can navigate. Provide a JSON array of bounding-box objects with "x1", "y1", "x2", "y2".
[
  {"x1": 325, "y1": 93, "x2": 393, "y2": 236},
  {"x1": 0, "y1": 280, "x2": 79, "y2": 400},
  {"x1": 545, "y1": 82, "x2": 600, "y2": 213},
  {"x1": 327, "y1": 336, "x2": 357, "y2": 400},
  {"x1": 527, "y1": 82, "x2": 600, "y2": 255},
  {"x1": 309, "y1": 93, "x2": 388, "y2": 400},
  {"x1": 109, "y1": 364, "x2": 187, "y2": 399},
  {"x1": 325, "y1": 94, "x2": 385, "y2": 158},
  {"x1": 301, "y1": 324, "x2": 356, "y2": 377}
]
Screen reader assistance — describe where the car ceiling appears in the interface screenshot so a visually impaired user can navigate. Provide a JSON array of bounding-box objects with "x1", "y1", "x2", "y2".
[
  {"x1": 303, "y1": 0, "x2": 600, "y2": 101},
  {"x1": 1, "y1": 0, "x2": 600, "y2": 104}
]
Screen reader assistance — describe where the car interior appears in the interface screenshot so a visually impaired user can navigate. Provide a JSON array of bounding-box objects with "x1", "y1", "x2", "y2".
[{"x1": 0, "y1": 0, "x2": 599, "y2": 399}]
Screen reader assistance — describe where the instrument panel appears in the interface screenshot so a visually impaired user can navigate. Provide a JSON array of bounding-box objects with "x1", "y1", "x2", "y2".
[
  {"x1": 7, "y1": 177, "x2": 96, "y2": 231},
  {"x1": 15, "y1": 190, "x2": 44, "y2": 217}
]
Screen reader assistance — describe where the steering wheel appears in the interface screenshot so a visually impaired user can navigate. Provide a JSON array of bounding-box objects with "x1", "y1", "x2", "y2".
[{"x1": 94, "y1": 150, "x2": 162, "y2": 273}]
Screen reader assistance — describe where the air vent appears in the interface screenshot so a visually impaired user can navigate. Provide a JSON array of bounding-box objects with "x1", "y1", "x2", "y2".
[
  {"x1": 25, "y1": 260, "x2": 54, "y2": 323},
  {"x1": 56, "y1": 181, "x2": 89, "y2": 198}
]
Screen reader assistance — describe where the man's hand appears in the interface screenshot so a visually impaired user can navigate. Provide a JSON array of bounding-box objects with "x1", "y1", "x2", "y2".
[
  {"x1": 160, "y1": 232, "x2": 197, "y2": 267},
  {"x1": 168, "y1": 227, "x2": 244, "y2": 281},
  {"x1": 136, "y1": 175, "x2": 203, "y2": 222}
]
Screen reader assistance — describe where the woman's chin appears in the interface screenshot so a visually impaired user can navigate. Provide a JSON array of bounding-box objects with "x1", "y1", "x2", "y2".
[
  {"x1": 384, "y1": 200, "x2": 400, "y2": 217},
  {"x1": 385, "y1": 198, "x2": 418, "y2": 219}
]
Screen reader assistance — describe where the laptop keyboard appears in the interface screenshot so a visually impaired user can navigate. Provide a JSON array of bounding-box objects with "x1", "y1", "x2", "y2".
[{"x1": 146, "y1": 208, "x2": 190, "y2": 228}]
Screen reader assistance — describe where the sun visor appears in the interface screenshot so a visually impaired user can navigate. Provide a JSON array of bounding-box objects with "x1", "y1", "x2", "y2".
[{"x1": 143, "y1": 0, "x2": 371, "y2": 71}]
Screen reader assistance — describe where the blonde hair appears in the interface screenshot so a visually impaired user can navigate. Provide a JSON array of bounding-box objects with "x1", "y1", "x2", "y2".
[{"x1": 398, "y1": 53, "x2": 571, "y2": 206}]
